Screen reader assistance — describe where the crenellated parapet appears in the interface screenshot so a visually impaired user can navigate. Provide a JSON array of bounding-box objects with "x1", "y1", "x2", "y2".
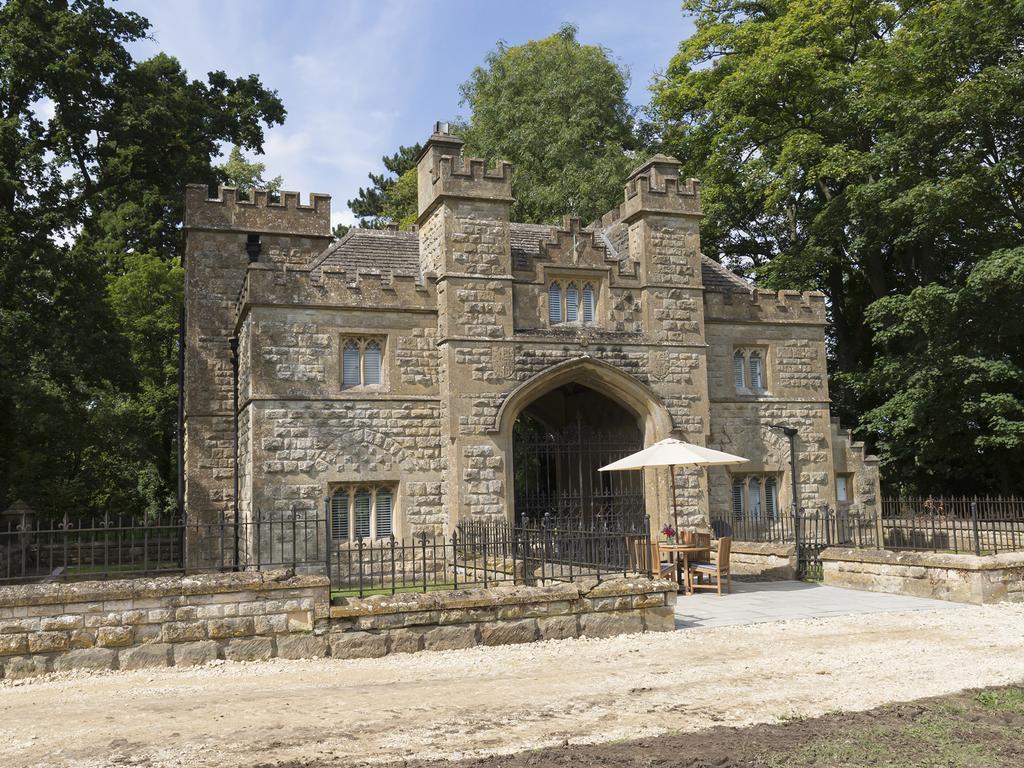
[
  {"x1": 704, "y1": 288, "x2": 827, "y2": 325},
  {"x1": 234, "y1": 263, "x2": 437, "y2": 328},
  {"x1": 184, "y1": 184, "x2": 332, "y2": 237},
  {"x1": 619, "y1": 155, "x2": 701, "y2": 223},
  {"x1": 416, "y1": 131, "x2": 513, "y2": 221}
]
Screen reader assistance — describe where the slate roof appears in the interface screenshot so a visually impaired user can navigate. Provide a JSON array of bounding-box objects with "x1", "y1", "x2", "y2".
[{"x1": 311, "y1": 224, "x2": 750, "y2": 292}]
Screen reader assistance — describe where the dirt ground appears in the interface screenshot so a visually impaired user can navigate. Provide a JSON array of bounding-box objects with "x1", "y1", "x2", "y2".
[
  {"x1": 392, "y1": 686, "x2": 1024, "y2": 768},
  {"x1": 1, "y1": 603, "x2": 1023, "y2": 768}
]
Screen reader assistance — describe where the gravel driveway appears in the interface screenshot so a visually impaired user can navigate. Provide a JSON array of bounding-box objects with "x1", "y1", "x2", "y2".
[{"x1": 2, "y1": 602, "x2": 1023, "y2": 768}]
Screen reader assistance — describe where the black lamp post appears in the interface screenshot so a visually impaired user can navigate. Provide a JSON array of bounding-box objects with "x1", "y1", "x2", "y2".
[{"x1": 769, "y1": 424, "x2": 799, "y2": 514}]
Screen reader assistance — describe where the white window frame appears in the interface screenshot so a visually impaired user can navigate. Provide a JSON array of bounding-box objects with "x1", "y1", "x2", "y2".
[
  {"x1": 340, "y1": 335, "x2": 386, "y2": 389},
  {"x1": 547, "y1": 278, "x2": 599, "y2": 326},
  {"x1": 330, "y1": 484, "x2": 396, "y2": 542}
]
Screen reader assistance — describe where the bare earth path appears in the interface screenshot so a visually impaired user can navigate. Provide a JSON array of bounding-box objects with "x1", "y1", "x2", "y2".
[{"x1": 2, "y1": 604, "x2": 1023, "y2": 768}]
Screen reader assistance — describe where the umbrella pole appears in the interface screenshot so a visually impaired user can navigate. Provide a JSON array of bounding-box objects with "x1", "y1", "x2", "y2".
[{"x1": 670, "y1": 464, "x2": 679, "y2": 539}]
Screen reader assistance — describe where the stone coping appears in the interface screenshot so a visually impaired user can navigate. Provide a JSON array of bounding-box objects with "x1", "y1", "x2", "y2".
[
  {"x1": 729, "y1": 541, "x2": 795, "y2": 557},
  {"x1": 820, "y1": 547, "x2": 1024, "y2": 572},
  {"x1": 330, "y1": 577, "x2": 676, "y2": 618},
  {"x1": 0, "y1": 569, "x2": 330, "y2": 608}
]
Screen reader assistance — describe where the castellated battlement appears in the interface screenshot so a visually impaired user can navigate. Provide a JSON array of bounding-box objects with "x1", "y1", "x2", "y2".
[
  {"x1": 704, "y1": 288, "x2": 827, "y2": 325},
  {"x1": 234, "y1": 262, "x2": 436, "y2": 327},
  {"x1": 184, "y1": 184, "x2": 332, "y2": 237}
]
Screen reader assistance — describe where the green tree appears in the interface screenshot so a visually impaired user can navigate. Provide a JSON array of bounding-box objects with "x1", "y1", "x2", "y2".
[
  {"x1": 650, "y1": 0, "x2": 1024, "y2": 491},
  {"x1": 0, "y1": 0, "x2": 284, "y2": 516},
  {"x1": 460, "y1": 24, "x2": 640, "y2": 224},
  {"x1": 855, "y1": 249, "x2": 1024, "y2": 493},
  {"x1": 217, "y1": 145, "x2": 282, "y2": 197},
  {"x1": 347, "y1": 143, "x2": 421, "y2": 228}
]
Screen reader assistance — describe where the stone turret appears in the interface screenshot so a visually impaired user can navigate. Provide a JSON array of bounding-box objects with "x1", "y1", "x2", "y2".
[{"x1": 182, "y1": 185, "x2": 331, "y2": 562}]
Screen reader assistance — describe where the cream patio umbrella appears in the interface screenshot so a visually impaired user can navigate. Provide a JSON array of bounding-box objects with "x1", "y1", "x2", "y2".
[{"x1": 599, "y1": 438, "x2": 749, "y2": 535}]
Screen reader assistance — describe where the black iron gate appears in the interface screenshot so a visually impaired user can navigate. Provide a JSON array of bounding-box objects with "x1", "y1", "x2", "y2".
[
  {"x1": 512, "y1": 419, "x2": 646, "y2": 532},
  {"x1": 794, "y1": 506, "x2": 878, "y2": 579}
]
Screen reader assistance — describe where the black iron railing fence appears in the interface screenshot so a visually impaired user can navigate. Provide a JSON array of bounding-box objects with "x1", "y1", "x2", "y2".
[
  {"x1": 879, "y1": 497, "x2": 1024, "y2": 555},
  {"x1": 711, "y1": 496, "x2": 1024, "y2": 568},
  {"x1": 329, "y1": 518, "x2": 652, "y2": 597},
  {"x1": 0, "y1": 512, "x2": 326, "y2": 585},
  {"x1": 0, "y1": 511, "x2": 652, "y2": 593}
]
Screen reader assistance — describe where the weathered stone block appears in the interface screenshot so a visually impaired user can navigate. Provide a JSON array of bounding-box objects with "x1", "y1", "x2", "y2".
[
  {"x1": 97, "y1": 626, "x2": 134, "y2": 647},
  {"x1": 41, "y1": 615, "x2": 84, "y2": 631},
  {"x1": 54, "y1": 648, "x2": 118, "y2": 673},
  {"x1": 643, "y1": 605, "x2": 677, "y2": 632},
  {"x1": 329, "y1": 631, "x2": 388, "y2": 659},
  {"x1": 208, "y1": 617, "x2": 255, "y2": 639},
  {"x1": 537, "y1": 615, "x2": 579, "y2": 641},
  {"x1": 580, "y1": 611, "x2": 644, "y2": 639},
  {"x1": 175, "y1": 606, "x2": 199, "y2": 621},
  {"x1": 2, "y1": 654, "x2": 50, "y2": 679},
  {"x1": 479, "y1": 619, "x2": 538, "y2": 646},
  {"x1": 163, "y1": 621, "x2": 207, "y2": 643},
  {"x1": 224, "y1": 636, "x2": 275, "y2": 662},
  {"x1": 0, "y1": 634, "x2": 28, "y2": 655},
  {"x1": 173, "y1": 640, "x2": 221, "y2": 667},
  {"x1": 69, "y1": 628, "x2": 96, "y2": 649},
  {"x1": 28, "y1": 631, "x2": 69, "y2": 653},
  {"x1": 422, "y1": 625, "x2": 477, "y2": 652},
  {"x1": 287, "y1": 610, "x2": 314, "y2": 632},
  {"x1": 275, "y1": 634, "x2": 328, "y2": 660},
  {"x1": 387, "y1": 628, "x2": 423, "y2": 654},
  {"x1": 120, "y1": 643, "x2": 173, "y2": 670},
  {"x1": 254, "y1": 614, "x2": 287, "y2": 635}
]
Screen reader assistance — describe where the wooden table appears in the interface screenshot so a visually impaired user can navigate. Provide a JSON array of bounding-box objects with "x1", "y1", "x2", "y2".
[{"x1": 659, "y1": 543, "x2": 712, "y2": 594}]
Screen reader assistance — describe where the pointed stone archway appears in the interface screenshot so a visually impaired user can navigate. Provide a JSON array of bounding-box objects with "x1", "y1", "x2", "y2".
[{"x1": 491, "y1": 357, "x2": 675, "y2": 529}]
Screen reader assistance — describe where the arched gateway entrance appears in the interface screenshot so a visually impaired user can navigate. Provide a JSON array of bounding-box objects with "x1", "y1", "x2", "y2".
[{"x1": 512, "y1": 383, "x2": 645, "y2": 530}]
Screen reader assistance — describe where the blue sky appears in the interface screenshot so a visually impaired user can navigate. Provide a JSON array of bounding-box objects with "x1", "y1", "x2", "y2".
[{"x1": 122, "y1": 0, "x2": 694, "y2": 230}]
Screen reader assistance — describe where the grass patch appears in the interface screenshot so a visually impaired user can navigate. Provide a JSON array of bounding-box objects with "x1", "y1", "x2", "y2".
[{"x1": 976, "y1": 687, "x2": 1024, "y2": 714}]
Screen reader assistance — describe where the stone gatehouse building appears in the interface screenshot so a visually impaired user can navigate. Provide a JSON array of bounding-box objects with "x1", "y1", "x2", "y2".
[{"x1": 182, "y1": 127, "x2": 879, "y2": 556}]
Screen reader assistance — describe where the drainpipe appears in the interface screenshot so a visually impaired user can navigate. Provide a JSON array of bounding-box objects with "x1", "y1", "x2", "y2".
[
  {"x1": 177, "y1": 303, "x2": 186, "y2": 520},
  {"x1": 230, "y1": 336, "x2": 240, "y2": 570}
]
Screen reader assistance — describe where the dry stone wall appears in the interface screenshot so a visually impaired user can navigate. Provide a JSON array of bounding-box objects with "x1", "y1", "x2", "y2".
[
  {"x1": 327, "y1": 576, "x2": 677, "y2": 658},
  {"x1": 0, "y1": 570, "x2": 328, "y2": 679},
  {"x1": 821, "y1": 548, "x2": 1024, "y2": 604},
  {"x1": 0, "y1": 573, "x2": 676, "y2": 680}
]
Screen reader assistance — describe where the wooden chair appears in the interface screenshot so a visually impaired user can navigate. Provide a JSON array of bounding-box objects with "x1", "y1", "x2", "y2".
[
  {"x1": 687, "y1": 537, "x2": 732, "y2": 595},
  {"x1": 627, "y1": 537, "x2": 675, "y2": 580}
]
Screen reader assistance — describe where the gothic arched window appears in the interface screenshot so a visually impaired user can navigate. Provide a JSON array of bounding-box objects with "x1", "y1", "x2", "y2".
[
  {"x1": 733, "y1": 350, "x2": 746, "y2": 390},
  {"x1": 565, "y1": 283, "x2": 579, "y2": 322},
  {"x1": 548, "y1": 281, "x2": 563, "y2": 324},
  {"x1": 582, "y1": 283, "x2": 595, "y2": 323},
  {"x1": 343, "y1": 340, "x2": 361, "y2": 388}
]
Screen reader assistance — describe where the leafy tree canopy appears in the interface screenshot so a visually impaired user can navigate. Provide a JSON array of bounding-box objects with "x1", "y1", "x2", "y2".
[
  {"x1": 0, "y1": 0, "x2": 284, "y2": 516},
  {"x1": 217, "y1": 145, "x2": 282, "y2": 196},
  {"x1": 460, "y1": 24, "x2": 641, "y2": 224},
  {"x1": 346, "y1": 143, "x2": 421, "y2": 229},
  {"x1": 651, "y1": 0, "x2": 1024, "y2": 493},
  {"x1": 854, "y1": 248, "x2": 1024, "y2": 493}
]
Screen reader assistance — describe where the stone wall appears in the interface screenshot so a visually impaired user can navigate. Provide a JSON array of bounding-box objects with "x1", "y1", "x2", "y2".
[
  {"x1": 713, "y1": 541, "x2": 797, "y2": 580},
  {"x1": 0, "y1": 573, "x2": 676, "y2": 680},
  {"x1": 820, "y1": 547, "x2": 1024, "y2": 604},
  {"x1": 327, "y1": 576, "x2": 677, "y2": 657},
  {"x1": 0, "y1": 570, "x2": 328, "y2": 680}
]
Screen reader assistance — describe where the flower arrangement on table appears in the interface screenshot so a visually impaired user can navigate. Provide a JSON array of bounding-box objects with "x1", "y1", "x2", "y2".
[{"x1": 660, "y1": 523, "x2": 677, "y2": 542}]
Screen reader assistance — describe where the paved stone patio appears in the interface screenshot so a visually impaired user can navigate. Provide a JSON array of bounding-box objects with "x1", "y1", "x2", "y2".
[{"x1": 675, "y1": 580, "x2": 963, "y2": 629}]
